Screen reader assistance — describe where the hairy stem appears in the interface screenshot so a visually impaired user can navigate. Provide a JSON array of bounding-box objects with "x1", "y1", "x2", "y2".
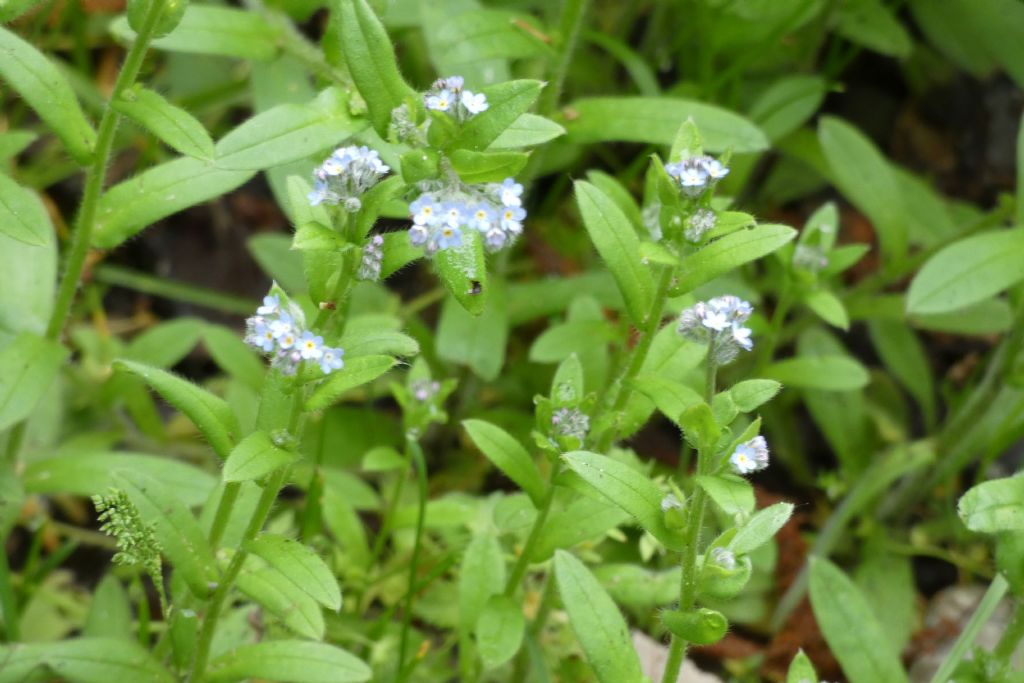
[
  {"x1": 537, "y1": 0, "x2": 591, "y2": 115},
  {"x1": 504, "y1": 482, "x2": 557, "y2": 597},
  {"x1": 396, "y1": 439, "x2": 429, "y2": 683}
]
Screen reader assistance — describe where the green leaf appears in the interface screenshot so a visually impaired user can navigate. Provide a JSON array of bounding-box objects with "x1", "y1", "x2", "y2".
[
  {"x1": 110, "y1": 6, "x2": 281, "y2": 60},
  {"x1": 433, "y1": 230, "x2": 488, "y2": 316},
  {"x1": 127, "y1": 0, "x2": 187, "y2": 39},
  {"x1": 748, "y1": 75, "x2": 827, "y2": 141},
  {"x1": 804, "y1": 289, "x2": 849, "y2": 330},
  {"x1": 808, "y1": 558, "x2": 909, "y2": 683},
  {"x1": 906, "y1": 227, "x2": 1024, "y2": 315},
  {"x1": 763, "y1": 355, "x2": 869, "y2": 391},
  {"x1": 911, "y1": 297, "x2": 1014, "y2": 335},
  {"x1": 215, "y1": 89, "x2": 366, "y2": 171},
  {"x1": 113, "y1": 470, "x2": 218, "y2": 598},
  {"x1": 866, "y1": 319, "x2": 934, "y2": 425},
  {"x1": 476, "y1": 595, "x2": 524, "y2": 670},
  {"x1": 456, "y1": 80, "x2": 543, "y2": 151},
  {"x1": 437, "y1": 281, "x2": 507, "y2": 379},
  {"x1": 574, "y1": 180, "x2": 653, "y2": 326},
  {"x1": 587, "y1": 170, "x2": 644, "y2": 233},
  {"x1": 115, "y1": 359, "x2": 239, "y2": 459},
  {"x1": 819, "y1": 117, "x2": 907, "y2": 262},
  {"x1": 0, "y1": 222, "x2": 55, "y2": 342},
  {"x1": 727, "y1": 379, "x2": 782, "y2": 412},
  {"x1": 223, "y1": 431, "x2": 297, "y2": 483},
  {"x1": 958, "y1": 476, "x2": 1024, "y2": 533},
  {"x1": 836, "y1": 0, "x2": 912, "y2": 57},
  {"x1": 205, "y1": 641, "x2": 370, "y2": 683},
  {"x1": 488, "y1": 113, "x2": 565, "y2": 149},
  {"x1": 245, "y1": 534, "x2": 341, "y2": 610},
  {"x1": 249, "y1": 234, "x2": 306, "y2": 293},
  {"x1": 0, "y1": 638, "x2": 175, "y2": 683},
  {"x1": 0, "y1": 0, "x2": 46, "y2": 22},
  {"x1": 0, "y1": 26, "x2": 96, "y2": 164},
  {"x1": 695, "y1": 474, "x2": 755, "y2": 516},
  {"x1": 729, "y1": 502, "x2": 793, "y2": 554},
  {"x1": 674, "y1": 224, "x2": 796, "y2": 294},
  {"x1": 93, "y1": 158, "x2": 254, "y2": 248},
  {"x1": 661, "y1": 608, "x2": 728, "y2": 645},
  {"x1": 532, "y1": 495, "x2": 630, "y2": 561},
  {"x1": 463, "y1": 419, "x2": 545, "y2": 507},
  {"x1": 629, "y1": 375, "x2": 702, "y2": 425},
  {"x1": 203, "y1": 324, "x2": 265, "y2": 390},
  {"x1": 459, "y1": 531, "x2": 505, "y2": 637},
  {"x1": 335, "y1": 0, "x2": 416, "y2": 136},
  {"x1": 449, "y1": 149, "x2": 528, "y2": 183},
  {"x1": 236, "y1": 565, "x2": 324, "y2": 639},
  {"x1": 0, "y1": 172, "x2": 50, "y2": 246},
  {"x1": 564, "y1": 97, "x2": 769, "y2": 153},
  {"x1": 339, "y1": 317, "x2": 419, "y2": 358},
  {"x1": 786, "y1": 650, "x2": 818, "y2": 683},
  {"x1": 0, "y1": 332, "x2": 68, "y2": 431},
  {"x1": 83, "y1": 575, "x2": 133, "y2": 640},
  {"x1": 553, "y1": 551, "x2": 645, "y2": 683},
  {"x1": 562, "y1": 451, "x2": 684, "y2": 550},
  {"x1": 112, "y1": 86, "x2": 214, "y2": 159},
  {"x1": 421, "y1": 8, "x2": 550, "y2": 75},
  {"x1": 23, "y1": 451, "x2": 217, "y2": 507},
  {"x1": 530, "y1": 320, "x2": 615, "y2": 363},
  {"x1": 124, "y1": 317, "x2": 202, "y2": 368},
  {"x1": 304, "y1": 355, "x2": 397, "y2": 411}
]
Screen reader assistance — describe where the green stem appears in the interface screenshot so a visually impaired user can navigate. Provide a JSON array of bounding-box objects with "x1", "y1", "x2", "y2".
[
  {"x1": 992, "y1": 597, "x2": 1024, "y2": 670},
  {"x1": 206, "y1": 482, "x2": 240, "y2": 551},
  {"x1": 504, "y1": 482, "x2": 557, "y2": 597},
  {"x1": 46, "y1": 0, "x2": 164, "y2": 340},
  {"x1": 189, "y1": 467, "x2": 290, "y2": 683},
  {"x1": 0, "y1": 551, "x2": 19, "y2": 641},
  {"x1": 928, "y1": 575, "x2": 1008, "y2": 683},
  {"x1": 594, "y1": 267, "x2": 675, "y2": 452},
  {"x1": 93, "y1": 264, "x2": 257, "y2": 315},
  {"x1": 396, "y1": 439, "x2": 428, "y2": 683},
  {"x1": 537, "y1": 0, "x2": 591, "y2": 115},
  {"x1": 661, "y1": 352, "x2": 717, "y2": 683}
]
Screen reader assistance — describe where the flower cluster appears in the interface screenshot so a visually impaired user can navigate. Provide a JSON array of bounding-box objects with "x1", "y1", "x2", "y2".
[
  {"x1": 729, "y1": 435, "x2": 770, "y2": 475},
  {"x1": 424, "y1": 76, "x2": 489, "y2": 121},
  {"x1": 357, "y1": 235, "x2": 384, "y2": 282},
  {"x1": 244, "y1": 295, "x2": 344, "y2": 376},
  {"x1": 551, "y1": 407, "x2": 590, "y2": 441},
  {"x1": 93, "y1": 489, "x2": 162, "y2": 579},
  {"x1": 307, "y1": 145, "x2": 390, "y2": 210},
  {"x1": 677, "y1": 295, "x2": 754, "y2": 364},
  {"x1": 793, "y1": 244, "x2": 829, "y2": 272},
  {"x1": 411, "y1": 379, "x2": 441, "y2": 402},
  {"x1": 685, "y1": 208, "x2": 717, "y2": 243},
  {"x1": 408, "y1": 178, "x2": 526, "y2": 254},
  {"x1": 665, "y1": 155, "x2": 729, "y2": 197}
]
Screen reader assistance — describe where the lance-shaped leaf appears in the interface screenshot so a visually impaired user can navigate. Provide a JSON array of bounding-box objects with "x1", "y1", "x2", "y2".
[
  {"x1": 463, "y1": 419, "x2": 545, "y2": 506},
  {"x1": 674, "y1": 224, "x2": 796, "y2": 294},
  {"x1": 434, "y1": 230, "x2": 488, "y2": 316},
  {"x1": 0, "y1": 172, "x2": 51, "y2": 246},
  {"x1": 205, "y1": 641, "x2": 370, "y2": 683},
  {"x1": 575, "y1": 180, "x2": 654, "y2": 326},
  {"x1": 728, "y1": 502, "x2": 793, "y2": 554},
  {"x1": 763, "y1": 355, "x2": 869, "y2": 391},
  {"x1": 223, "y1": 431, "x2": 297, "y2": 483},
  {"x1": 115, "y1": 359, "x2": 239, "y2": 459},
  {"x1": 907, "y1": 227, "x2": 1024, "y2": 315},
  {"x1": 476, "y1": 595, "x2": 524, "y2": 670},
  {"x1": 562, "y1": 451, "x2": 684, "y2": 550},
  {"x1": 958, "y1": 476, "x2": 1024, "y2": 533},
  {"x1": 809, "y1": 558, "x2": 909, "y2": 683},
  {"x1": 112, "y1": 86, "x2": 214, "y2": 160},
  {"x1": 304, "y1": 355, "x2": 397, "y2": 411},
  {"x1": 335, "y1": 0, "x2": 416, "y2": 136},
  {"x1": 0, "y1": 638, "x2": 175, "y2": 683},
  {"x1": 456, "y1": 80, "x2": 543, "y2": 151},
  {"x1": 236, "y1": 564, "x2": 325, "y2": 639},
  {"x1": 0, "y1": 332, "x2": 68, "y2": 431},
  {"x1": 554, "y1": 551, "x2": 645, "y2": 683},
  {"x1": 245, "y1": 534, "x2": 341, "y2": 610},
  {"x1": 0, "y1": 26, "x2": 96, "y2": 164},
  {"x1": 110, "y1": 6, "x2": 281, "y2": 60},
  {"x1": 113, "y1": 470, "x2": 218, "y2": 598}
]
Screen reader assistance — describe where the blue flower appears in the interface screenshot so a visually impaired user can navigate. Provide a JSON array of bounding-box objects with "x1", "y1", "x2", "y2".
[
  {"x1": 257, "y1": 294, "x2": 281, "y2": 316},
  {"x1": 436, "y1": 224, "x2": 463, "y2": 250},
  {"x1": 440, "y1": 201, "x2": 465, "y2": 228},
  {"x1": 484, "y1": 227, "x2": 507, "y2": 250},
  {"x1": 499, "y1": 205, "x2": 526, "y2": 233},
  {"x1": 410, "y1": 195, "x2": 441, "y2": 226},
  {"x1": 319, "y1": 346, "x2": 345, "y2": 374},
  {"x1": 409, "y1": 224, "x2": 430, "y2": 247},
  {"x1": 425, "y1": 89, "x2": 454, "y2": 112},
  {"x1": 250, "y1": 320, "x2": 276, "y2": 353},
  {"x1": 729, "y1": 436, "x2": 769, "y2": 475},
  {"x1": 467, "y1": 203, "x2": 495, "y2": 232},
  {"x1": 297, "y1": 331, "x2": 324, "y2": 361},
  {"x1": 497, "y1": 177, "x2": 523, "y2": 207}
]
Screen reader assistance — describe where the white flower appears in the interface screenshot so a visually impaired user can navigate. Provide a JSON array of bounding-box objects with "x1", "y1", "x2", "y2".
[
  {"x1": 277, "y1": 327, "x2": 297, "y2": 350},
  {"x1": 702, "y1": 310, "x2": 730, "y2": 331},
  {"x1": 257, "y1": 294, "x2": 281, "y2": 316},
  {"x1": 660, "y1": 493, "x2": 683, "y2": 512},
  {"x1": 730, "y1": 447, "x2": 758, "y2": 474},
  {"x1": 426, "y1": 89, "x2": 454, "y2": 112},
  {"x1": 497, "y1": 178, "x2": 523, "y2": 207},
  {"x1": 732, "y1": 325, "x2": 753, "y2": 351},
  {"x1": 700, "y1": 156, "x2": 729, "y2": 180},
  {"x1": 461, "y1": 90, "x2": 489, "y2": 115},
  {"x1": 319, "y1": 346, "x2": 344, "y2": 374},
  {"x1": 730, "y1": 436, "x2": 769, "y2": 475},
  {"x1": 270, "y1": 313, "x2": 295, "y2": 341},
  {"x1": 298, "y1": 331, "x2": 324, "y2": 361}
]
